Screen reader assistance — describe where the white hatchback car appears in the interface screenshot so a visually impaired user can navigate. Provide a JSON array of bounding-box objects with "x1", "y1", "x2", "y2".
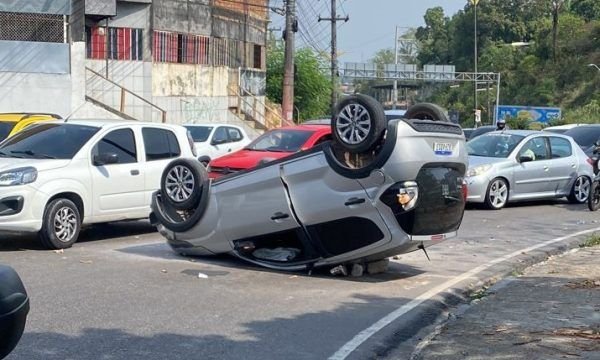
[
  {"x1": 184, "y1": 124, "x2": 251, "y2": 165},
  {"x1": 0, "y1": 119, "x2": 195, "y2": 249}
]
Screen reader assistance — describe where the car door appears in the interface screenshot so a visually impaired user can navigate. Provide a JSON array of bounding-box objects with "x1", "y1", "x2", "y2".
[
  {"x1": 512, "y1": 136, "x2": 554, "y2": 198},
  {"x1": 90, "y1": 127, "x2": 146, "y2": 219},
  {"x1": 141, "y1": 127, "x2": 182, "y2": 206},
  {"x1": 547, "y1": 136, "x2": 577, "y2": 194},
  {"x1": 209, "y1": 126, "x2": 229, "y2": 159},
  {"x1": 280, "y1": 152, "x2": 392, "y2": 258}
]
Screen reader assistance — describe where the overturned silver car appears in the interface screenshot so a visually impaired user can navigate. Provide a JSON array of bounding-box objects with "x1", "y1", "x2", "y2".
[{"x1": 151, "y1": 95, "x2": 468, "y2": 271}]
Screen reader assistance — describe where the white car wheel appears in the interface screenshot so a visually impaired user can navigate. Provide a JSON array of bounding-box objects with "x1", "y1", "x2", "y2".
[{"x1": 485, "y1": 178, "x2": 508, "y2": 210}]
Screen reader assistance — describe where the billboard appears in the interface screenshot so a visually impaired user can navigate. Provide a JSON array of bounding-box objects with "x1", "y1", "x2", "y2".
[{"x1": 495, "y1": 105, "x2": 561, "y2": 124}]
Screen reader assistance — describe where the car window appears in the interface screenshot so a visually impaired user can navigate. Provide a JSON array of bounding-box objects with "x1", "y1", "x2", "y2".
[
  {"x1": 246, "y1": 130, "x2": 313, "y2": 152},
  {"x1": 93, "y1": 128, "x2": 137, "y2": 164},
  {"x1": 213, "y1": 127, "x2": 229, "y2": 144},
  {"x1": 563, "y1": 126, "x2": 600, "y2": 150},
  {"x1": 519, "y1": 137, "x2": 549, "y2": 161},
  {"x1": 142, "y1": 128, "x2": 181, "y2": 161},
  {"x1": 0, "y1": 122, "x2": 16, "y2": 142},
  {"x1": 226, "y1": 127, "x2": 243, "y2": 142},
  {"x1": 549, "y1": 137, "x2": 572, "y2": 158},
  {"x1": 0, "y1": 123, "x2": 99, "y2": 159},
  {"x1": 184, "y1": 125, "x2": 212, "y2": 142},
  {"x1": 467, "y1": 133, "x2": 525, "y2": 158}
]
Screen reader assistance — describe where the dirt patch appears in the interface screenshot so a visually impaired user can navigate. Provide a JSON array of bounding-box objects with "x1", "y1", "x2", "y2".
[{"x1": 565, "y1": 279, "x2": 600, "y2": 289}]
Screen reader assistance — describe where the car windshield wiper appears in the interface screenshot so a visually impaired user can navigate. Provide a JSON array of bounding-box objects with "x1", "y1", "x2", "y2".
[{"x1": 10, "y1": 150, "x2": 56, "y2": 159}]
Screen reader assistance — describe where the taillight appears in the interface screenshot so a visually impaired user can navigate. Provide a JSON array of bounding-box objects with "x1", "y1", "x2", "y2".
[
  {"x1": 462, "y1": 179, "x2": 468, "y2": 201},
  {"x1": 186, "y1": 131, "x2": 197, "y2": 157}
]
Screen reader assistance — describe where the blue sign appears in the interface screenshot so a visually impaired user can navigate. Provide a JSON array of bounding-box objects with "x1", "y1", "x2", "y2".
[{"x1": 495, "y1": 105, "x2": 561, "y2": 124}]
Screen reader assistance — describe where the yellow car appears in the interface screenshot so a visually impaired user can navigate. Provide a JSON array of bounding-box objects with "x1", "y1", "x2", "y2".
[{"x1": 0, "y1": 113, "x2": 62, "y2": 142}]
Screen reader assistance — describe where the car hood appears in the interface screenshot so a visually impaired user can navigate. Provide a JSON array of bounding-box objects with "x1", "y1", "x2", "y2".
[
  {"x1": 0, "y1": 158, "x2": 71, "y2": 172},
  {"x1": 467, "y1": 155, "x2": 508, "y2": 168},
  {"x1": 210, "y1": 149, "x2": 292, "y2": 169}
]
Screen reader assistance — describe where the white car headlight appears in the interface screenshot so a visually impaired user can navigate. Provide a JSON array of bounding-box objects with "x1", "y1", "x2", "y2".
[
  {"x1": 0, "y1": 167, "x2": 38, "y2": 186},
  {"x1": 467, "y1": 164, "x2": 492, "y2": 177}
]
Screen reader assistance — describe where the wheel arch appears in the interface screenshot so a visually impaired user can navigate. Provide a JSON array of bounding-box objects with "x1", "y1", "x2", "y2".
[{"x1": 46, "y1": 192, "x2": 85, "y2": 222}]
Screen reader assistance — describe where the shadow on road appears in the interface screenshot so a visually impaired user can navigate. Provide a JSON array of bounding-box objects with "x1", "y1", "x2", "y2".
[
  {"x1": 117, "y1": 242, "x2": 425, "y2": 283},
  {"x1": 0, "y1": 221, "x2": 157, "y2": 251}
]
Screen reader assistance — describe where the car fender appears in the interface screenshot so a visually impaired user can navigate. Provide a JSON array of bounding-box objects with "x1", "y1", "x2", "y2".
[{"x1": 31, "y1": 179, "x2": 91, "y2": 220}]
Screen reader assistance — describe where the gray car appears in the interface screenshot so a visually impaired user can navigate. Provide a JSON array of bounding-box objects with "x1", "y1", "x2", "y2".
[
  {"x1": 465, "y1": 130, "x2": 593, "y2": 209},
  {"x1": 150, "y1": 95, "x2": 468, "y2": 271}
]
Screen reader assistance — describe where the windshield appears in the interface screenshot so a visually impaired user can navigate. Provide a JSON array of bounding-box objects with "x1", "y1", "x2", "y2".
[
  {"x1": 0, "y1": 123, "x2": 99, "y2": 159},
  {"x1": 0, "y1": 122, "x2": 16, "y2": 142},
  {"x1": 563, "y1": 127, "x2": 600, "y2": 149},
  {"x1": 467, "y1": 133, "x2": 525, "y2": 158},
  {"x1": 185, "y1": 125, "x2": 213, "y2": 142},
  {"x1": 246, "y1": 129, "x2": 313, "y2": 152}
]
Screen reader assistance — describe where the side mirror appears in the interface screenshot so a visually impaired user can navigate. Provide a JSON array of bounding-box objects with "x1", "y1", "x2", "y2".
[
  {"x1": 93, "y1": 153, "x2": 119, "y2": 166},
  {"x1": 519, "y1": 154, "x2": 534, "y2": 163},
  {"x1": 0, "y1": 264, "x2": 30, "y2": 359}
]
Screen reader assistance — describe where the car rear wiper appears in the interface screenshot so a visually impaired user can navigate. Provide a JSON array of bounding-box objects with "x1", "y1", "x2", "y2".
[{"x1": 10, "y1": 150, "x2": 56, "y2": 159}]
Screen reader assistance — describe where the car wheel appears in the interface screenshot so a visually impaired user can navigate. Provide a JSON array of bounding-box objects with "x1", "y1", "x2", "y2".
[
  {"x1": 404, "y1": 103, "x2": 449, "y2": 122},
  {"x1": 568, "y1": 176, "x2": 591, "y2": 204},
  {"x1": 162, "y1": 159, "x2": 207, "y2": 211},
  {"x1": 588, "y1": 181, "x2": 600, "y2": 211},
  {"x1": 485, "y1": 178, "x2": 509, "y2": 210},
  {"x1": 39, "y1": 199, "x2": 81, "y2": 249},
  {"x1": 331, "y1": 94, "x2": 386, "y2": 154}
]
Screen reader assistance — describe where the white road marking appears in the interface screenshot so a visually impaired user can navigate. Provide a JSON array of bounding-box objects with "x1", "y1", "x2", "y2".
[{"x1": 328, "y1": 226, "x2": 600, "y2": 360}]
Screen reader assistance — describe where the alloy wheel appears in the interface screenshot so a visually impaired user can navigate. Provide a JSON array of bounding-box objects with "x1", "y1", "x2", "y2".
[
  {"x1": 336, "y1": 103, "x2": 372, "y2": 145},
  {"x1": 574, "y1": 176, "x2": 591, "y2": 202},
  {"x1": 53, "y1": 207, "x2": 77, "y2": 243},
  {"x1": 165, "y1": 165, "x2": 195, "y2": 203},
  {"x1": 489, "y1": 179, "x2": 508, "y2": 208}
]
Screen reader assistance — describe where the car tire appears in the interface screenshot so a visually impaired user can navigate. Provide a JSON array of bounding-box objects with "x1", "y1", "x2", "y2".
[
  {"x1": 588, "y1": 181, "x2": 600, "y2": 211},
  {"x1": 161, "y1": 159, "x2": 207, "y2": 211},
  {"x1": 484, "y1": 178, "x2": 509, "y2": 210},
  {"x1": 331, "y1": 94, "x2": 386, "y2": 154},
  {"x1": 38, "y1": 198, "x2": 81, "y2": 249},
  {"x1": 404, "y1": 103, "x2": 449, "y2": 122},
  {"x1": 568, "y1": 175, "x2": 591, "y2": 204}
]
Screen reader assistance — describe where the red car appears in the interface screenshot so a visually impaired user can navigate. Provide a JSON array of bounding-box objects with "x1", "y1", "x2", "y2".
[{"x1": 208, "y1": 124, "x2": 332, "y2": 178}]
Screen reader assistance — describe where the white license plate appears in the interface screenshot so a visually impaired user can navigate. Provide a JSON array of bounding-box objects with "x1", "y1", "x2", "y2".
[{"x1": 434, "y1": 142, "x2": 453, "y2": 155}]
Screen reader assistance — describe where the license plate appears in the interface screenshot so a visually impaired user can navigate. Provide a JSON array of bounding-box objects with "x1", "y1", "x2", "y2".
[{"x1": 434, "y1": 142, "x2": 453, "y2": 155}]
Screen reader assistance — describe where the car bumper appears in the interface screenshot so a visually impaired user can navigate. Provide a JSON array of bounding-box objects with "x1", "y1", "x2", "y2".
[
  {"x1": 0, "y1": 186, "x2": 44, "y2": 233},
  {"x1": 465, "y1": 175, "x2": 490, "y2": 203}
]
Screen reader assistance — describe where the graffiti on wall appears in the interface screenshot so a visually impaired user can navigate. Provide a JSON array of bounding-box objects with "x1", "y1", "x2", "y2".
[
  {"x1": 240, "y1": 69, "x2": 266, "y2": 96},
  {"x1": 181, "y1": 98, "x2": 221, "y2": 123}
]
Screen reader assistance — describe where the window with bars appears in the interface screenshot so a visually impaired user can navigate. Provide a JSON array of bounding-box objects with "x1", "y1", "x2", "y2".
[
  {"x1": 0, "y1": 12, "x2": 64, "y2": 43},
  {"x1": 85, "y1": 26, "x2": 143, "y2": 61},
  {"x1": 153, "y1": 31, "x2": 210, "y2": 64}
]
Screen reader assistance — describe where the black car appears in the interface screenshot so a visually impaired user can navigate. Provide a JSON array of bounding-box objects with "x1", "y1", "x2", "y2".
[{"x1": 563, "y1": 125, "x2": 600, "y2": 156}]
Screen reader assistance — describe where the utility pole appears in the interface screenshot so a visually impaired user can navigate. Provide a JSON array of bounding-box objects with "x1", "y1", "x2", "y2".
[
  {"x1": 319, "y1": 0, "x2": 349, "y2": 112},
  {"x1": 393, "y1": 26, "x2": 399, "y2": 110},
  {"x1": 282, "y1": 0, "x2": 296, "y2": 124},
  {"x1": 472, "y1": 0, "x2": 479, "y2": 123}
]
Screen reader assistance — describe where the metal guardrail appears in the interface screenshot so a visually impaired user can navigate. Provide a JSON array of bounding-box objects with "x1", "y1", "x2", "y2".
[{"x1": 85, "y1": 67, "x2": 166, "y2": 123}]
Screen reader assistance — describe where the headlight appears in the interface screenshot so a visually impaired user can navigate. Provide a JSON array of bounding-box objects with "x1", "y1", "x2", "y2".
[
  {"x1": 467, "y1": 164, "x2": 492, "y2": 177},
  {"x1": 0, "y1": 167, "x2": 38, "y2": 186}
]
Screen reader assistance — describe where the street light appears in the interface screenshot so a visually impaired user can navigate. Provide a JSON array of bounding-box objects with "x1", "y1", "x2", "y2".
[{"x1": 588, "y1": 64, "x2": 600, "y2": 72}]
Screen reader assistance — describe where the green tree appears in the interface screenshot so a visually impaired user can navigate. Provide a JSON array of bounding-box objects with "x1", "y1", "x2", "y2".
[{"x1": 266, "y1": 43, "x2": 332, "y2": 121}]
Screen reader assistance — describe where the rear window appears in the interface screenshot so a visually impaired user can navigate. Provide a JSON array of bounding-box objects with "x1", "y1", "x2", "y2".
[
  {"x1": 0, "y1": 122, "x2": 16, "y2": 142},
  {"x1": 563, "y1": 127, "x2": 600, "y2": 149},
  {"x1": 184, "y1": 126, "x2": 213, "y2": 142},
  {"x1": 142, "y1": 128, "x2": 181, "y2": 161}
]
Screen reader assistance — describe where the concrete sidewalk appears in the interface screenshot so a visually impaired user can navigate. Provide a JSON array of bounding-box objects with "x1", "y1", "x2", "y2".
[{"x1": 413, "y1": 246, "x2": 600, "y2": 360}]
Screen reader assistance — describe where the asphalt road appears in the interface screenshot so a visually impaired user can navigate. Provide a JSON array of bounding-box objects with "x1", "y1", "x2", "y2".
[{"x1": 1, "y1": 199, "x2": 599, "y2": 360}]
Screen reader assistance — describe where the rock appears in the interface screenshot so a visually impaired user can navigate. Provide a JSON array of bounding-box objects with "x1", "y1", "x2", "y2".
[
  {"x1": 367, "y1": 259, "x2": 389, "y2": 275},
  {"x1": 350, "y1": 263, "x2": 364, "y2": 277},
  {"x1": 330, "y1": 265, "x2": 348, "y2": 276}
]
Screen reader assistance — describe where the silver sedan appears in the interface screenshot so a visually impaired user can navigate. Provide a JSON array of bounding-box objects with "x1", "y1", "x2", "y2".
[{"x1": 465, "y1": 130, "x2": 593, "y2": 209}]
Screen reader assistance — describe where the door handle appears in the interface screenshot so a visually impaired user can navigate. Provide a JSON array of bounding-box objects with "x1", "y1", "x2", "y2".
[
  {"x1": 270, "y1": 212, "x2": 289, "y2": 221},
  {"x1": 345, "y1": 197, "x2": 366, "y2": 206},
  {"x1": 543, "y1": 166, "x2": 549, "y2": 171},
  {"x1": 130, "y1": 169, "x2": 140, "y2": 176},
  {"x1": 228, "y1": 148, "x2": 232, "y2": 152}
]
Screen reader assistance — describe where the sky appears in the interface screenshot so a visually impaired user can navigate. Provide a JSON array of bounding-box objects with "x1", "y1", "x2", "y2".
[{"x1": 270, "y1": 0, "x2": 468, "y2": 63}]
